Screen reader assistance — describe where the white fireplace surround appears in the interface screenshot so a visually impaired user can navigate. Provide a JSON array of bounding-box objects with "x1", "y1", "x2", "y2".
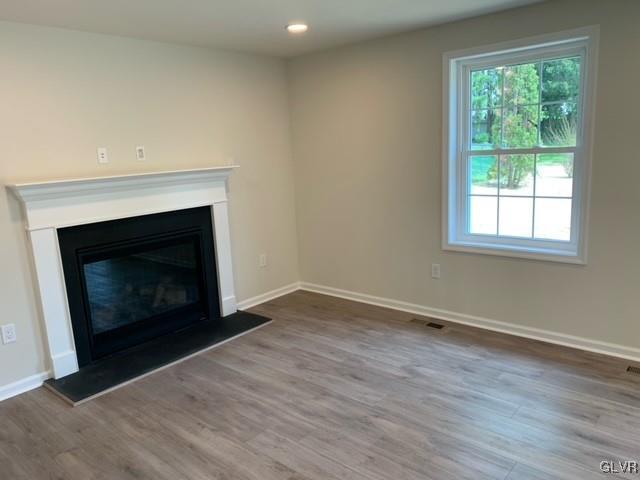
[{"x1": 9, "y1": 166, "x2": 238, "y2": 379}]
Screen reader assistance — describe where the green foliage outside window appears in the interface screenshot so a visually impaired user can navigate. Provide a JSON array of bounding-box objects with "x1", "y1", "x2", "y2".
[{"x1": 471, "y1": 57, "x2": 580, "y2": 189}]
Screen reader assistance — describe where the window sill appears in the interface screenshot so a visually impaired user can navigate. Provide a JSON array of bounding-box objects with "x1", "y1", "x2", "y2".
[{"x1": 444, "y1": 240, "x2": 586, "y2": 265}]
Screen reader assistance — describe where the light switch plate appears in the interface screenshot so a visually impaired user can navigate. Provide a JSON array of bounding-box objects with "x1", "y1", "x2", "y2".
[{"x1": 136, "y1": 146, "x2": 146, "y2": 161}]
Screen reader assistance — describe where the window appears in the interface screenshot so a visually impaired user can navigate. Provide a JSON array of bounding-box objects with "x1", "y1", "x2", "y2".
[{"x1": 443, "y1": 29, "x2": 597, "y2": 263}]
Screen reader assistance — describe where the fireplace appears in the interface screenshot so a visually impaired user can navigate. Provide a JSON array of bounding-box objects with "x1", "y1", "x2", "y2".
[
  {"x1": 58, "y1": 207, "x2": 219, "y2": 366},
  {"x1": 8, "y1": 167, "x2": 239, "y2": 379}
]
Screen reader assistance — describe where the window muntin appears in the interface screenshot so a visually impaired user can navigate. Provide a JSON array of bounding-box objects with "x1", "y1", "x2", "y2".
[
  {"x1": 445, "y1": 34, "x2": 594, "y2": 262},
  {"x1": 465, "y1": 55, "x2": 581, "y2": 242}
]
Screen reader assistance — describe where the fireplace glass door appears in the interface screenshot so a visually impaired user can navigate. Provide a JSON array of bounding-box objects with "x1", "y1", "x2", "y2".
[
  {"x1": 58, "y1": 207, "x2": 219, "y2": 366},
  {"x1": 80, "y1": 233, "x2": 207, "y2": 359}
]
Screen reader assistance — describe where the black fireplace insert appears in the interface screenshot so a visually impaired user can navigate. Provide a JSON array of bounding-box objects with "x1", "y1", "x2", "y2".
[{"x1": 58, "y1": 207, "x2": 219, "y2": 367}]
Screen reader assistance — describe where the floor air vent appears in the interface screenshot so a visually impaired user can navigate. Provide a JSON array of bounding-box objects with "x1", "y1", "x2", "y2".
[
  {"x1": 410, "y1": 319, "x2": 446, "y2": 330},
  {"x1": 426, "y1": 322, "x2": 445, "y2": 330},
  {"x1": 627, "y1": 366, "x2": 640, "y2": 375}
]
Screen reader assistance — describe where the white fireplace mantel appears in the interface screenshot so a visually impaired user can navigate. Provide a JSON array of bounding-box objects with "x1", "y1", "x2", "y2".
[{"x1": 8, "y1": 166, "x2": 238, "y2": 379}]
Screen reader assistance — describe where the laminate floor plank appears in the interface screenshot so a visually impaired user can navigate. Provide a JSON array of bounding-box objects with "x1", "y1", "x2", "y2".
[{"x1": 1, "y1": 290, "x2": 638, "y2": 479}]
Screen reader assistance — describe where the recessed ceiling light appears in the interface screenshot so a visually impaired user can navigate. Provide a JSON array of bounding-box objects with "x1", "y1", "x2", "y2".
[{"x1": 286, "y1": 23, "x2": 308, "y2": 34}]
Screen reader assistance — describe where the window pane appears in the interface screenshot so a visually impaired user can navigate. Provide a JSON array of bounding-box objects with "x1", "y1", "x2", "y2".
[
  {"x1": 471, "y1": 109, "x2": 501, "y2": 150},
  {"x1": 499, "y1": 154, "x2": 534, "y2": 196},
  {"x1": 469, "y1": 196, "x2": 497, "y2": 235},
  {"x1": 503, "y1": 105, "x2": 539, "y2": 148},
  {"x1": 470, "y1": 156, "x2": 498, "y2": 194},
  {"x1": 499, "y1": 197, "x2": 533, "y2": 238},
  {"x1": 451, "y1": 41, "x2": 591, "y2": 259},
  {"x1": 541, "y1": 102, "x2": 578, "y2": 147},
  {"x1": 471, "y1": 68, "x2": 503, "y2": 110},
  {"x1": 542, "y1": 57, "x2": 580, "y2": 103},
  {"x1": 534, "y1": 198, "x2": 572, "y2": 241},
  {"x1": 536, "y1": 154, "x2": 573, "y2": 197},
  {"x1": 504, "y1": 63, "x2": 540, "y2": 107}
]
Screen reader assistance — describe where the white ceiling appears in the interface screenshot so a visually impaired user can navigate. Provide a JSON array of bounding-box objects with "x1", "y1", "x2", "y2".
[{"x1": 0, "y1": 0, "x2": 544, "y2": 57}]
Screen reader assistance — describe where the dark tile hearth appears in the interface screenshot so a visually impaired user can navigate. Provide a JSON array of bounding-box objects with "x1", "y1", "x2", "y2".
[{"x1": 45, "y1": 311, "x2": 270, "y2": 405}]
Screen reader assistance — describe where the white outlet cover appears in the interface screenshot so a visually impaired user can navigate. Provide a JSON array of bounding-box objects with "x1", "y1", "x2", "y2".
[
  {"x1": 431, "y1": 264, "x2": 441, "y2": 279},
  {"x1": 1, "y1": 324, "x2": 16, "y2": 344},
  {"x1": 97, "y1": 147, "x2": 109, "y2": 164}
]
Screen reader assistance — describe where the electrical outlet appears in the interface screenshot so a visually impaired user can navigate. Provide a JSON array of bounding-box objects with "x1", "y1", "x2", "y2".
[
  {"x1": 1, "y1": 324, "x2": 16, "y2": 344},
  {"x1": 259, "y1": 253, "x2": 267, "y2": 268},
  {"x1": 431, "y1": 263, "x2": 441, "y2": 279},
  {"x1": 135, "y1": 146, "x2": 146, "y2": 161},
  {"x1": 97, "y1": 147, "x2": 109, "y2": 164}
]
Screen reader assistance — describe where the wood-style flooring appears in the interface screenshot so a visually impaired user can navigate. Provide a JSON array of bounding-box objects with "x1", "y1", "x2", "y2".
[{"x1": 1, "y1": 290, "x2": 640, "y2": 479}]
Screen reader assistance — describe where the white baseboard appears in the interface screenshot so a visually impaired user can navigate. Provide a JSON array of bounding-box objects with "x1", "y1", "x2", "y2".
[
  {"x1": 0, "y1": 371, "x2": 51, "y2": 402},
  {"x1": 299, "y1": 282, "x2": 640, "y2": 363},
  {"x1": 236, "y1": 282, "x2": 301, "y2": 311},
  {"x1": 4, "y1": 279, "x2": 638, "y2": 404}
]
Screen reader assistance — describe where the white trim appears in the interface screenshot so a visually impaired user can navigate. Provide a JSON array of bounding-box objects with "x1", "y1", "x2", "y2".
[
  {"x1": 444, "y1": 241, "x2": 585, "y2": 265},
  {"x1": 442, "y1": 26, "x2": 599, "y2": 264},
  {"x1": 237, "y1": 282, "x2": 301, "y2": 310},
  {"x1": 29, "y1": 228, "x2": 78, "y2": 379},
  {"x1": 8, "y1": 166, "x2": 238, "y2": 204},
  {"x1": 212, "y1": 201, "x2": 237, "y2": 316},
  {"x1": 0, "y1": 371, "x2": 51, "y2": 402},
  {"x1": 221, "y1": 296, "x2": 238, "y2": 315},
  {"x1": 8, "y1": 167, "x2": 237, "y2": 231},
  {"x1": 442, "y1": 26, "x2": 599, "y2": 65},
  {"x1": 51, "y1": 350, "x2": 80, "y2": 379},
  {"x1": 299, "y1": 282, "x2": 640, "y2": 363}
]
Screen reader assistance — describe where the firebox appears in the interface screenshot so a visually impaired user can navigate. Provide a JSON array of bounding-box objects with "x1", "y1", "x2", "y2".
[{"x1": 58, "y1": 207, "x2": 219, "y2": 367}]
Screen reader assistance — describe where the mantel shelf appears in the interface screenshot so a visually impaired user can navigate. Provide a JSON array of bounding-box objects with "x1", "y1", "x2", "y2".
[{"x1": 7, "y1": 166, "x2": 238, "y2": 203}]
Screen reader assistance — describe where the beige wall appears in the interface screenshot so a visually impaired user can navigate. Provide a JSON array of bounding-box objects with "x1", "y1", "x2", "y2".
[
  {"x1": 0, "y1": 22, "x2": 299, "y2": 386},
  {"x1": 288, "y1": 0, "x2": 640, "y2": 350}
]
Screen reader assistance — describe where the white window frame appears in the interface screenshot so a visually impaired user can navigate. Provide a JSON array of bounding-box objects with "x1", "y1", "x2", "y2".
[{"x1": 442, "y1": 27, "x2": 598, "y2": 264}]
